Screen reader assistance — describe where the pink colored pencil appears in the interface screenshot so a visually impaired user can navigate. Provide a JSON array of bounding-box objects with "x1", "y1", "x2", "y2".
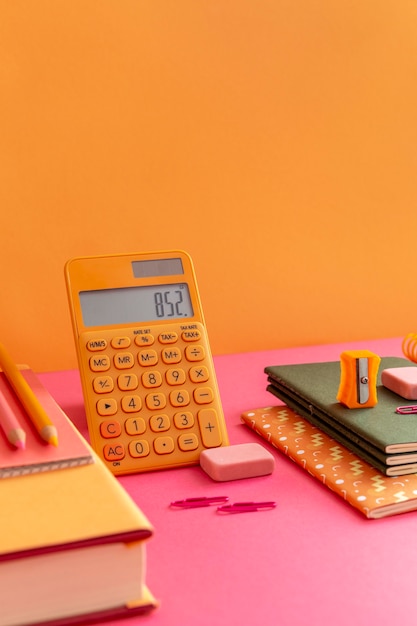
[{"x1": 0, "y1": 387, "x2": 26, "y2": 449}]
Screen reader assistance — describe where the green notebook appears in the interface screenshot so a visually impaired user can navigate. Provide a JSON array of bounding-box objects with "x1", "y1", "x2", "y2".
[{"x1": 265, "y1": 357, "x2": 417, "y2": 476}]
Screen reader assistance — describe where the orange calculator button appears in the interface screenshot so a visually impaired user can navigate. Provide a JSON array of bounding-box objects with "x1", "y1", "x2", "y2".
[
  {"x1": 103, "y1": 443, "x2": 125, "y2": 462},
  {"x1": 198, "y1": 408, "x2": 222, "y2": 448},
  {"x1": 158, "y1": 332, "x2": 178, "y2": 344},
  {"x1": 141, "y1": 371, "x2": 163, "y2": 388},
  {"x1": 174, "y1": 411, "x2": 195, "y2": 429},
  {"x1": 161, "y1": 347, "x2": 182, "y2": 364},
  {"x1": 100, "y1": 419, "x2": 122, "y2": 438},
  {"x1": 138, "y1": 349, "x2": 158, "y2": 367},
  {"x1": 178, "y1": 433, "x2": 199, "y2": 451},
  {"x1": 194, "y1": 387, "x2": 214, "y2": 404},
  {"x1": 149, "y1": 414, "x2": 170, "y2": 432},
  {"x1": 117, "y1": 373, "x2": 138, "y2": 391},
  {"x1": 169, "y1": 389, "x2": 190, "y2": 407},
  {"x1": 121, "y1": 395, "x2": 142, "y2": 413},
  {"x1": 93, "y1": 376, "x2": 114, "y2": 393},
  {"x1": 134, "y1": 334, "x2": 155, "y2": 347},
  {"x1": 114, "y1": 352, "x2": 135, "y2": 369},
  {"x1": 125, "y1": 417, "x2": 146, "y2": 436},
  {"x1": 189, "y1": 366, "x2": 209, "y2": 383},
  {"x1": 97, "y1": 398, "x2": 117, "y2": 416},
  {"x1": 146, "y1": 392, "x2": 167, "y2": 410},
  {"x1": 166, "y1": 368, "x2": 186, "y2": 385},
  {"x1": 181, "y1": 329, "x2": 201, "y2": 342},
  {"x1": 90, "y1": 355, "x2": 111, "y2": 372},
  {"x1": 87, "y1": 339, "x2": 107, "y2": 351},
  {"x1": 111, "y1": 336, "x2": 131, "y2": 349},
  {"x1": 129, "y1": 439, "x2": 150, "y2": 458},
  {"x1": 185, "y1": 345, "x2": 205, "y2": 362},
  {"x1": 154, "y1": 436, "x2": 175, "y2": 455}
]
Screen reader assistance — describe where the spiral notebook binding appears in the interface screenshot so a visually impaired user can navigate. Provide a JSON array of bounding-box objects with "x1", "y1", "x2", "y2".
[{"x1": 402, "y1": 333, "x2": 417, "y2": 364}]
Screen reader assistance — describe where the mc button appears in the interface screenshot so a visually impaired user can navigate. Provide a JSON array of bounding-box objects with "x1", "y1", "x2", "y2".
[{"x1": 89, "y1": 355, "x2": 111, "y2": 372}]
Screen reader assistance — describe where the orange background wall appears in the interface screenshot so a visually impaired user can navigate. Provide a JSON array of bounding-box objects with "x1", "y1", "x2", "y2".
[{"x1": 1, "y1": 1, "x2": 417, "y2": 372}]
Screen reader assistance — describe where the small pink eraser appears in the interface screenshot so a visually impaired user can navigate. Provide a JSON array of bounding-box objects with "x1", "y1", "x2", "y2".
[
  {"x1": 199, "y1": 443, "x2": 275, "y2": 482},
  {"x1": 381, "y1": 367, "x2": 417, "y2": 401}
]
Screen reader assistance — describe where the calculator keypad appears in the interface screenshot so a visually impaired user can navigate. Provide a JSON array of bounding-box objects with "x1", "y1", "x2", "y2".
[{"x1": 80, "y1": 322, "x2": 228, "y2": 474}]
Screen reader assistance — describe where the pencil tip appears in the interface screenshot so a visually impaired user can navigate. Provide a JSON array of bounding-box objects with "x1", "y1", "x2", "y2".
[
  {"x1": 49, "y1": 435, "x2": 59, "y2": 447},
  {"x1": 14, "y1": 440, "x2": 26, "y2": 450}
]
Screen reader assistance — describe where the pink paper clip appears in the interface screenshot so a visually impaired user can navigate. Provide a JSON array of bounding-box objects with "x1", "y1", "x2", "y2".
[
  {"x1": 396, "y1": 405, "x2": 417, "y2": 415},
  {"x1": 170, "y1": 496, "x2": 229, "y2": 509},
  {"x1": 217, "y1": 501, "x2": 277, "y2": 514}
]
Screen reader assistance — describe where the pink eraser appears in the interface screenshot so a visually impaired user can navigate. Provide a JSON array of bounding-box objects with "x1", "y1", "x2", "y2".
[
  {"x1": 199, "y1": 443, "x2": 275, "y2": 482},
  {"x1": 381, "y1": 367, "x2": 417, "y2": 401}
]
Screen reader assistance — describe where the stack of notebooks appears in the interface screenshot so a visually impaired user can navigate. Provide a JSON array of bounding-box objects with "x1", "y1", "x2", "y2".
[
  {"x1": 0, "y1": 368, "x2": 157, "y2": 626},
  {"x1": 240, "y1": 356, "x2": 417, "y2": 519},
  {"x1": 265, "y1": 357, "x2": 417, "y2": 476}
]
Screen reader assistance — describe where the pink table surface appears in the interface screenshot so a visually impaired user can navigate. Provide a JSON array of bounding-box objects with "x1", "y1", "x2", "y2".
[{"x1": 40, "y1": 337, "x2": 417, "y2": 626}]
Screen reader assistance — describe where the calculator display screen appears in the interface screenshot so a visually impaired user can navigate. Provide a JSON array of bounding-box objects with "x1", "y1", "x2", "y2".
[{"x1": 79, "y1": 283, "x2": 194, "y2": 327}]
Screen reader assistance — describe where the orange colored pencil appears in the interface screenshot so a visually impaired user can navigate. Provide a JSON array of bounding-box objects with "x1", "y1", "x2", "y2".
[
  {"x1": 0, "y1": 386, "x2": 26, "y2": 449},
  {"x1": 0, "y1": 343, "x2": 58, "y2": 446}
]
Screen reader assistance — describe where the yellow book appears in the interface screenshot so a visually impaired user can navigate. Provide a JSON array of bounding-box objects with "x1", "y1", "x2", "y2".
[{"x1": 0, "y1": 419, "x2": 157, "y2": 625}]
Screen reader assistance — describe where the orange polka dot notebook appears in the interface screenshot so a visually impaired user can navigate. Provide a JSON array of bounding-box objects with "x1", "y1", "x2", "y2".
[{"x1": 241, "y1": 405, "x2": 417, "y2": 519}]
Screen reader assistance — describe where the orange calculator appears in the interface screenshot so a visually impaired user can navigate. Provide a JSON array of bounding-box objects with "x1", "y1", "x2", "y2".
[{"x1": 65, "y1": 251, "x2": 229, "y2": 475}]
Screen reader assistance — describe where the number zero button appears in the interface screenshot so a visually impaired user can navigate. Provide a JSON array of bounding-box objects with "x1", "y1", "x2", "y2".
[{"x1": 129, "y1": 439, "x2": 150, "y2": 458}]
